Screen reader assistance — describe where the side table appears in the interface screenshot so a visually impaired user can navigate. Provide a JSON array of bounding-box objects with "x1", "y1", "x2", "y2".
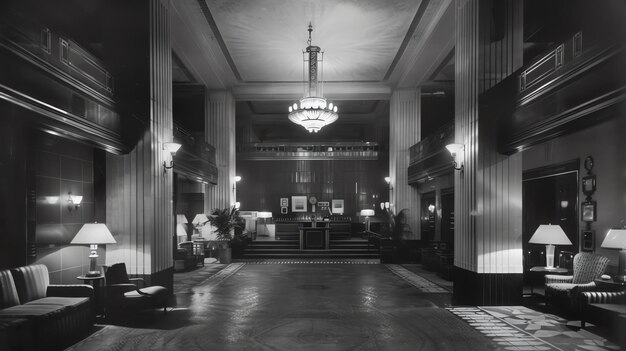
[
  {"x1": 77, "y1": 275, "x2": 105, "y2": 317},
  {"x1": 594, "y1": 278, "x2": 626, "y2": 292},
  {"x1": 526, "y1": 266, "x2": 571, "y2": 296}
]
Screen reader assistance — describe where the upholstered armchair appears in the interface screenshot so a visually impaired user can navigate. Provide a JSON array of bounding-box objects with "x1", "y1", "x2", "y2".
[
  {"x1": 544, "y1": 252, "x2": 609, "y2": 312},
  {"x1": 104, "y1": 263, "x2": 169, "y2": 318}
]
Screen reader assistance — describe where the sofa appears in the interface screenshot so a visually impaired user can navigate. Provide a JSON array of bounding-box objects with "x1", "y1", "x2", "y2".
[
  {"x1": 581, "y1": 290, "x2": 626, "y2": 347},
  {"x1": 0, "y1": 264, "x2": 94, "y2": 350}
]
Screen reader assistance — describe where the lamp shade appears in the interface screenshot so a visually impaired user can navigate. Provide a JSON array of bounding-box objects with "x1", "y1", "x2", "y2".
[
  {"x1": 176, "y1": 214, "x2": 188, "y2": 224},
  {"x1": 360, "y1": 209, "x2": 375, "y2": 217},
  {"x1": 528, "y1": 224, "x2": 572, "y2": 245},
  {"x1": 71, "y1": 223, "x2": 116, "y2": 244},
  {"x1": 257, "y1": 211, "x2": 272, "y2": 219},
  {"x1": 192, "y1": 213, "x2": 209, "y2": 226},
  {"x1": 601, "y1": 229, "x2": 626, "y2": 249}
]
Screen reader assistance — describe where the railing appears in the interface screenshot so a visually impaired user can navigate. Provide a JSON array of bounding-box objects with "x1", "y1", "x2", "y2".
[{"x1": 237, "y1": 142, "x2": 378, "y2": 160}]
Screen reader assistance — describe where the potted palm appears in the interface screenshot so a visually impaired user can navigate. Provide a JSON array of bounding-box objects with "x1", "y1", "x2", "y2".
[{"x1": 205, "y1": 206, "x2": 244, "y2": 264}]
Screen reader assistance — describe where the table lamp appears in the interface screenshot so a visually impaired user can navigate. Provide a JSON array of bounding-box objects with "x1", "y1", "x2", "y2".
[
  {"x1": 528, "y1": 224, "x2": 572, "y2": 268},
  {"x1": 71, "y1": 223, "x2": 116, "y2": 277},
  {"x1": 601, "y1": 228, "x2": 626, "y2": 282},
  {"x1": 360, "y1": 209, "x2": 375, "y2": 232}
]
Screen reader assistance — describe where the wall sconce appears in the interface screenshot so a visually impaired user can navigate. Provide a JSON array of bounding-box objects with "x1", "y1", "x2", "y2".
[
  {"x1": 235, "y1": 201, "x2": 241, "y2": 210},
  {"x1": 380, "y1": 202, "x2": 391, "y2": 211},
  {"x1": 445, "y1": 143, "x2": 465, "y2": 172},
  {"x1": 67, "y1": 192, "x2": 83, "y2": 211},
  {"x1": 428, "y1": 204, "x2": 435, "y2": 213},
  {"x1": 162, "y1": 142, "x2": 182, "y2": 174},
  {"x1": 384, "y1": 176, "x2": 393, "y2": 190},
  {"x1": 233, "y1": 176, "x2": 241, "y2": 190}
]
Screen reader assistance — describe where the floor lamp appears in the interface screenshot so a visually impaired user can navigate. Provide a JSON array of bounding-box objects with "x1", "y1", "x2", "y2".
[{"x1": 360, "y1": 209, "x2": 375, "y2": 232}]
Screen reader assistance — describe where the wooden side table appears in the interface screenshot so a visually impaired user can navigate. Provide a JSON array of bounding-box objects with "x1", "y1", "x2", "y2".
[
  {"x1": 594, "y1": 278, "x2": 626, "y2": 292},
  {"x1": 77, "y1": 275, "x2": 105, "y2": 317},
  {"x1": 526, "y1": 266, "x2": 571, "y2": 296}
]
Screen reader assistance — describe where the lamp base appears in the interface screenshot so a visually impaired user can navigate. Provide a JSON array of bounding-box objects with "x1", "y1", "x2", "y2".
[{"x1": 85, "y1": 271, "x2": 101, "y2": 277}]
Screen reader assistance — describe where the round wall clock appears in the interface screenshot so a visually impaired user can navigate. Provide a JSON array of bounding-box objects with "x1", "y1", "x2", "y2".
[{"x1": 309, "y1": 196, "x2": 317, "y2": 205}]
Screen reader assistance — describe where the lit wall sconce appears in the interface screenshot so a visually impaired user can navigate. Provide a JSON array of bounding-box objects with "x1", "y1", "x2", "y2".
[
  {"x1": 233, "y1": 175, "x2": 242, "y2": 191},
  {"x1": 67, "y1": 192, "x2": 83, "y2": 211},
  {"x1": 162, "y1": 142, "x2": 182, "y2": 174},
  {"x1": 380, "y1": 202, "x2": 391, "y2": 211},
  {"x1": 445, "y1": 143, "x2": 465, "y2": 172},
  {"x1": 385, "y1": 202, "x2": 390, "y2": 210},
  {"x1": 235, "y1": 202, "x2": 241, "y2": 210},
  {"x1": 428, "y1": 204, "x2": 435, "y2": 213},
  {"x1": 384, "y1": 176, "x2": 393, "y2": 190}
]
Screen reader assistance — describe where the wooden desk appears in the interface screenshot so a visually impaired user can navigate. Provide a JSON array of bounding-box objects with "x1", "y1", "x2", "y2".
[{"x1": 299, "y1": 223, "x2": 330, "y2": 250}]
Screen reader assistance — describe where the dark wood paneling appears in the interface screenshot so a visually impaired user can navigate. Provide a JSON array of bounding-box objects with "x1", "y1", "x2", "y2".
[
  {"x1": 236, "y1": 159, "x2": 388, "y2": 217},
  {"x1": 453, "y1": 267, "x2": 523, "y2": 305}
]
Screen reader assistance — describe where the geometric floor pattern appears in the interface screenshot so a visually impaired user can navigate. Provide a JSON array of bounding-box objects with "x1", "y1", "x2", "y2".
[
  {"x1": 448, "y1": 306, "x2": 620, "y2": 351},
  {"x1": 385, "y1": 264, "x2": 449, "y2": 293}
]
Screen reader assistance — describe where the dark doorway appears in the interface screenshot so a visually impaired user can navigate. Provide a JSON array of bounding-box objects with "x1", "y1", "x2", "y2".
[
  {"x1": 523, "y1": 160, "x2": 579, "y2": 275},
  {"x1": 420, "y1": 191, "x2": 436, "y2": 243}
]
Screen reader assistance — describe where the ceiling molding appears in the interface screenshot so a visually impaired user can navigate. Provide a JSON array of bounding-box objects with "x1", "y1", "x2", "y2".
[
  {"x1": 232, "y1": 81, "x2": 392, "y2": 101},
  {"x1": 170, "y1": 0, "x2": 237, "y2": 89}
]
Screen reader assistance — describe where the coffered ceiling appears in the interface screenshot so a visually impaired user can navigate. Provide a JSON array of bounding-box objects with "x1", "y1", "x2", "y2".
[{"x1": 170, "y1": 0, "x2": 456, "y2": 142}]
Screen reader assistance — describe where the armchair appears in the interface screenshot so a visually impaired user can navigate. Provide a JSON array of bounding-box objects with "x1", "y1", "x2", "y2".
[
  {"x1": 544, "y1": 252, "x2": 609, "y2": 312},
  {"x1": 104, "y1": 263, "x2": 168, "y2": 318},
  {"x1": 581, "y1": 290, "x2": 626, "y2": 347}
]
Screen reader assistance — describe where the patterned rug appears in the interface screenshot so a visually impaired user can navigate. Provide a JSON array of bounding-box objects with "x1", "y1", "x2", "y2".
[
  {"x1": 448, "y1": 306, "x2": 620, "y2": 351},
  {"x1": 235, "y1": 258, "x2": 380, "y2": 264}
]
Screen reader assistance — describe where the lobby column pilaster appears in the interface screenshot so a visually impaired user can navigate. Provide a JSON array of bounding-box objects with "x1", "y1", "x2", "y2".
[
  {"x1": 390, "y1": 89, "x2": 421, "y2": 239},
  {"x1": 204, "y1": 90, "x2": 236, "y2": 211},
  {"x1": 453, "y1": 0, "x2": 524, "y2": 305},
  {"x1": 105, "y1": 0, "x2": 173, "y2": 289}
]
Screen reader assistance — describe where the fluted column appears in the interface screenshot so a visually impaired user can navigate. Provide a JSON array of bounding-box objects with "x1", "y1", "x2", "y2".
[
  {"x1": 453, "y1": 0, "x2": 524, "y2": 305},
  {"x1": 389, "y1": 89, "x2": 421, "y2": 239},
  {"x1": 106, "y1": 0, "x2": 173, "y2": 287},
  {"x1": 204, "y1": 90, "x2": 236, "y2": 212}
]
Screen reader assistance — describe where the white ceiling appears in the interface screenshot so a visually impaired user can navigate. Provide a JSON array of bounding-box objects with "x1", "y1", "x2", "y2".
[{"x1": 171, "y1": 0, "x2": 455, "y2": 101}]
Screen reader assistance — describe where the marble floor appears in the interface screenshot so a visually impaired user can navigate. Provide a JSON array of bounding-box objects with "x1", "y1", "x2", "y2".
[{"x1": 66, "y1": 263, "x2": 618, "y2": 351}]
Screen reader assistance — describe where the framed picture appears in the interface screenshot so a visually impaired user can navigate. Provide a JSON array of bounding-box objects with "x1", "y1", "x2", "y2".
[
  {"x1": 582, "y1": 175, "x2": 596, "y2": 196},
  {"x1": 280, "y1": 198, "x2": 289, "y2": 207},
  {"x1": 581, "y1": 230, "x2": 595, "y2": 251},
  {"x1": 331, "y1": 199, "x2": 344, "y2": 214},
  {"x1": 280, "y1": 207, "x2": 288, "y2": 214},
  {"x1": 291, "y1": 196, "x2": 307, "y2": 212},
  {"x1": 581, "y1": 201, "x2": 596, "y2": 222}
]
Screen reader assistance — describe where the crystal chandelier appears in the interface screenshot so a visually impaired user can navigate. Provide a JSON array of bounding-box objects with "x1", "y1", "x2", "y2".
[{"x1": 288, "y1": 24, "x2": 338, "y2": 133}]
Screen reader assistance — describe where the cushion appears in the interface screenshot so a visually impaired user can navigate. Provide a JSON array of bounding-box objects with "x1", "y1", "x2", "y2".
[
  {"x1": 546, "y1": 283, "x2": 578, "y2": 296},
  {"x1": 11, "y1": 265, "x2": 50, "y2": 303},
  {"x1": 24, "y1": 297, "x2": 90, "y2": 309},
  {"x1": 0, "y1": 270, "x2": 20, "y2": 308},
  {"x1": 124, "y1": 286, "x2": 168, "y2": 300},
  {"x1": 0, "y1": 304, "x2": 63, "y2": 320}
]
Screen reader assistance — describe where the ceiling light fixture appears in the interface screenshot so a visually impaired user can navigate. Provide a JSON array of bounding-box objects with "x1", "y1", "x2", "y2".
[{"x1": 288, "y1": 23, "x2": 338, "y2": 133}]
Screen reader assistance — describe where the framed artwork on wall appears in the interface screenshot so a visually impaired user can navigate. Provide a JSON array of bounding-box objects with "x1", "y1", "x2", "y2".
[
  {"x1": 582, "y1": 175, "x2": 596, "y2": 196},
  {"x1": 281, "y1": 207, "x2": 288, "y2": 214},
  {"x1": 581, "y1": 230, "x2": 595, "y2": 251},
  {"x1": 291, "y1": 196, "x2": 307, "y2": 212},
  {"x1": 581, "y1": 201, "x2": 596, "y2": 222},
  {"x1": 331, "y1": 199, "x2": 344, "y2": 214},
  {"x1": 280, "y1": 198, "x2": 288, "y2": 207}
]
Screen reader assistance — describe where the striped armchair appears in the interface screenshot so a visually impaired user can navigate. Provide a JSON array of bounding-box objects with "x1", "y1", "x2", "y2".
[{"x1": 544, "y1": 252, "x2": 609, "y2": 312}]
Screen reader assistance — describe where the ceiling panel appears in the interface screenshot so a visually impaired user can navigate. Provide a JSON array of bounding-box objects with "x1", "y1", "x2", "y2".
[{"x1": 205, "y1": 0, "x2": 422, "y2": 82}]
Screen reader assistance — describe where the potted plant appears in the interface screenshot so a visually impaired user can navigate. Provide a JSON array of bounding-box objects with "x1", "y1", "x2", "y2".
[{"x1": 205, "y1": 206, "x2": 244, "y2": 264}]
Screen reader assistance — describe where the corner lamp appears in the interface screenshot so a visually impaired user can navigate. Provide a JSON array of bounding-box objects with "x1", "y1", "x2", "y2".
[
  {"x1": 162, "y1": 142, "x2": 182, "y2": 174},
  {"x1": 288, "y1": 23, "x2": 338, "y2": 133},
  {"x1": 445, "y1": 143, "x2": 464, "y2": 171},
  {"x1": 528, "y1": 224, "x2": 572, "y2": 268},
  {"x1": 360, "y1": 209, "x2": 375, "y2": 232},
  {"x1": 601, "y1": 228, "x2": 626, "y2": 282},
  {"x1": 71, "y1": 223, "x2": 116, "y2": 277}
]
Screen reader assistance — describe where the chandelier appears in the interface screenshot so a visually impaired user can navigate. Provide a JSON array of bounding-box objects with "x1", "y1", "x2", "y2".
[{"x1": 288, "y1": 24, "x2": 338, "y2": 133}]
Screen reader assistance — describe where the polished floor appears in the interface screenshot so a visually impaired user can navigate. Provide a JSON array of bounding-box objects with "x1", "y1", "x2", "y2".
[{"x1": 66, "y1": 262, "x2": 618, "y2": 351}]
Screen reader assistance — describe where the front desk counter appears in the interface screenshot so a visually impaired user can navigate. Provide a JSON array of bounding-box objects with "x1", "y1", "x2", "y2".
[{"x1": 299, "y1": 222, "x2": 330, "y2": 250}]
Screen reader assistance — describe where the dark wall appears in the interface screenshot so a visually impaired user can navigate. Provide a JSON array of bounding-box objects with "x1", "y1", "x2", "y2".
[
  {"x1": 523, "y1": 112, "x2": 626, "y2": 272},
  {"x1": 236, "y1": 158, "x2": 389, "y2": 219}
]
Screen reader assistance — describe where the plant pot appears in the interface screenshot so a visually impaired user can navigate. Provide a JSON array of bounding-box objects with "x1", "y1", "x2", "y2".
[{"x1": 218, "y1": 247, "x2": 232, "y2": 264}]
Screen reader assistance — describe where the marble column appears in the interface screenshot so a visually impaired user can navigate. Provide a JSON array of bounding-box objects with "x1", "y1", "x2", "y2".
[
  {"x1": 390, "y1": 89, "x2": 421, "y2": 239},
  {"x1": 106, "y1": 0, "x2": 173, "y2": 289},
  {"x1": 453, "y1": 0, "x2": 524, "y2": 305},
  {"x1": 204, "y1": 90, "x2": 236, "y2": 212}
]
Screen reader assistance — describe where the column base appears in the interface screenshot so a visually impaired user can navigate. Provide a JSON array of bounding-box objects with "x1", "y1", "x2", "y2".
[{"x1": 453, "y1": 267, "x2": 523, "y2": 306}]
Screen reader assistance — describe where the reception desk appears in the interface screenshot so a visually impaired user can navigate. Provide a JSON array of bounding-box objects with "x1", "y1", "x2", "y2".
[{"x1": 299, "y1": 222, "x2": 330, "y2": 250}]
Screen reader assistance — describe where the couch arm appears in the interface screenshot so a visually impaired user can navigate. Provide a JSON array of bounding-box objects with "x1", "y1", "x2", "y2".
[
  {"x1": 581, "y1": 291, "x2": 626, "y2": 304},
  {"x1": 545, "y1": 275, "x2": 573, "y2": 284},
  {"x1": 47, "y1": 284, "x2": 94, "y2": 299}
]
